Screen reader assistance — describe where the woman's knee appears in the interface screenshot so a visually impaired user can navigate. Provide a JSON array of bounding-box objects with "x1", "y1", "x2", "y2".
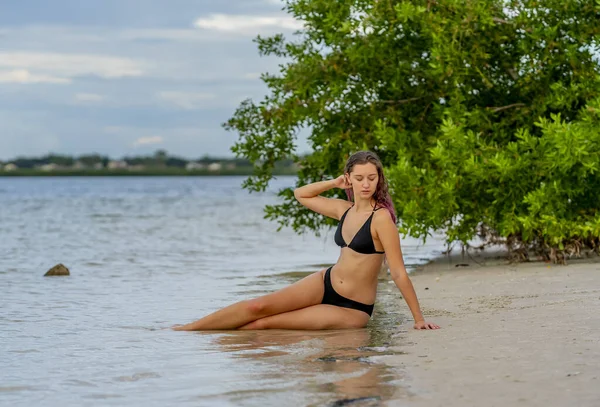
[{"x1": 244, "y1": 299, "x2": 268, "y2": 317}]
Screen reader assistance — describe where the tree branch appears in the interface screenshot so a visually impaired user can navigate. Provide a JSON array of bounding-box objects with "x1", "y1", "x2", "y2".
[
  {"x1": 378, "y1": 97, "x2": 423, "y2": 104},
  {"x1": 487, "y1": 103, "x2": 526, "y2": 112},
  {"x1": 492, "y1": 17, "x2": 532, "y2": 33},
  {"x1": 492, "y1": 17, "x2": 510, "y2": 25}
]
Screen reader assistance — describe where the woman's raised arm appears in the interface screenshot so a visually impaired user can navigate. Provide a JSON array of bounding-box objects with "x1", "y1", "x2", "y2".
[{"x1": 294, "y1": 176, "x2": 352, "y2": 220}]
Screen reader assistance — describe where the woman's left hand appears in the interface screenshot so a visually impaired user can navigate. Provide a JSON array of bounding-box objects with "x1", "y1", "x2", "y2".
[{"x1": 414, "y1": 320, "x2": 441, "y2": 330}]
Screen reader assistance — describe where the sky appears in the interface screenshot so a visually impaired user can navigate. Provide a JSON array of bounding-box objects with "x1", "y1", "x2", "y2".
[{"x1": 0, "y1": 0, "x2": 310, "y2": 160}]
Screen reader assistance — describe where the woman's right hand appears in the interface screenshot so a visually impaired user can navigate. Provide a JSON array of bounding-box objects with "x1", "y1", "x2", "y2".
[{"x1": 332, "y1": 174, "x2": 351, "y2": 189}]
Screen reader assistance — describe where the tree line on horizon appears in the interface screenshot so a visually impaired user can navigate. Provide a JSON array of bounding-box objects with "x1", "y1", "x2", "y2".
[{"x1": 0, "y1": 149, "x2": 296, "y2": 169}]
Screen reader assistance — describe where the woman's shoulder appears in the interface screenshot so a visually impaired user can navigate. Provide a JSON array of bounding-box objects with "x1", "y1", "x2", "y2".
[{"x1": 372, "y1": 207, "x2": 394, "y2": 224}]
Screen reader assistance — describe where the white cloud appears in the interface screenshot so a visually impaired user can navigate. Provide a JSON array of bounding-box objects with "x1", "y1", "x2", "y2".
[
  {"x1": 74, "y1": 93, "x2": 105, "y2": 102},
  {"x1": 118, "y1": 28, "x2": 217, "y2": 43},
  {"x1": 194, "y1": 13, "x2": 303, "y2": 34},
  {"x1": 157, "y1": 91, "x2": 216, "y2": 110},
  {"x1": 0, "y1": 52, "x2": 145, "y2": 83},
  {"x1": 0, "y1": 69, "x2": 70, "y2": 84},
  {"x1": 0, "y1": 25, "x2": 218, "y2": 45},
  {"x1": 0, "y1": 0, "x2": 294, "y2": 159},
  {"x1": 132, "y1": 136, "x2": 163, "y2": 147},
  {"x1": 243, "y1": 72, "x2": 262, "y2": 80},
  {"x1": 0, "y1": 25, "x2": 282, "y2": 83}
]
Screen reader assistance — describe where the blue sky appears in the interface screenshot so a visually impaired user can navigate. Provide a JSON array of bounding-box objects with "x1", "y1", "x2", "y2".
[{"x1": 0, "y1": 0, "x2": 309, "y2": 160}]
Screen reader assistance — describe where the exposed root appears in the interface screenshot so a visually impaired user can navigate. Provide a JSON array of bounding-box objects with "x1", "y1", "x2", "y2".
[{"x1": 459, "y1": 224, "x2": 600, "y2": 265}]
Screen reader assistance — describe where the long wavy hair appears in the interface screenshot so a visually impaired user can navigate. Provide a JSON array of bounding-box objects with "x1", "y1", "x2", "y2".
[{"x1": 343, "y1": 151, "x2": 397, "y2": 224}]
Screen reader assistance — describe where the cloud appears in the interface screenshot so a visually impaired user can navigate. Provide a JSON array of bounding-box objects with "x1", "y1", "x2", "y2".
[
  {"x1": 158, "y1": 92, "x2": 216, "y2": 110},
  {"x1": 157, "y1": 91, "x2": 216, "y2": 110},
  {"x1": 194, "y1": 13, "x2": 303, "y2": 34},
  {"x1": 118, "y1": 28, "x2": 217, "y2": 43},
  {"x1": 0, "y1": 52, "x2": 145, "y2": 84},
  {"x1": 132, "y1": 136, "x2": 163, "y2": 147},
  {"x1": 74, "y1": 93, "x2": 104, "y2": 103},
  {"x1": 0, "y1": 69, "x2": 70, "y2": 84},
  {"x1": 0, "y1": 25, "x2": 283, "y2": 84},
  {"x1": 0, "y1": 25, "x2": 216, "y2": 46},
  {"x1": 0, "y1": 0, "x2": 297, "y2": 159},
  {"x1": 243, "y1": 72, "x2": 262, "y2": 80}
]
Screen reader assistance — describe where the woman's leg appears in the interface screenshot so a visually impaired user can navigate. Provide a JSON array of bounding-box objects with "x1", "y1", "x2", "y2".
[
  {"x1": 238, "y1": 304, "x2": 370, "y2": 330},
  {"x1": 173, "y1": 268, "x2": 327, "y2": 331}
]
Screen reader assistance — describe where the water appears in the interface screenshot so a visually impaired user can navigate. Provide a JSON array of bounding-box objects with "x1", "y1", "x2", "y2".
[{"x1": 0, "y1": 176, "x2": 445, "y2": 406}]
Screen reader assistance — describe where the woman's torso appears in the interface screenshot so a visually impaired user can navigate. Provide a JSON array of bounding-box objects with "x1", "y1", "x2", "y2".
[{"x1": 331, "y1": 205, "x2": 385, "y2": 305}]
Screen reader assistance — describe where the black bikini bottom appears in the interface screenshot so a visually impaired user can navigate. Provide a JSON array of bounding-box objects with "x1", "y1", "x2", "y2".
[{"x1": 321, "y1": 266, "x2": 374, "y2": 317}]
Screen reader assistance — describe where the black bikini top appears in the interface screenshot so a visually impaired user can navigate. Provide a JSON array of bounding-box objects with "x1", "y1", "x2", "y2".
[{"x1": 334, "y1": 205, "x2": 385, "y2": 254}]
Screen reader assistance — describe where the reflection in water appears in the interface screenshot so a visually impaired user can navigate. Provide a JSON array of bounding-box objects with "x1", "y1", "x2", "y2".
[
  {"x1": 206, "y1": 329, "x2": 404, "y2": 406},
  {"x1": 196, "y1": 285, "x2": 410, "y2": 407}
]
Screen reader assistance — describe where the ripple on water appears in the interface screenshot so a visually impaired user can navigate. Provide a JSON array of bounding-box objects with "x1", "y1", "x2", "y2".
[
  {"x1": 83, "y1": 394, "x2": 125, "y2": 399},
  {"x1": 63, "y1": 379, "x2": 97, "y2": 388},
  {"x1": 114, "y1": 372, "x2": 162, "y2": 382},
  {"x1": 9, "y1": 349, "x2": 41, "y2": 354},
  {"x1": 0, "y1": 386, "x2": 39, "y2": 393}
]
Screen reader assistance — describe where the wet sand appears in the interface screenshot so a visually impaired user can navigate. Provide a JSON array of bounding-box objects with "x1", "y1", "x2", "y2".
[{"x1": 384, "y1": 251, "x2": 600, "y2": 406}]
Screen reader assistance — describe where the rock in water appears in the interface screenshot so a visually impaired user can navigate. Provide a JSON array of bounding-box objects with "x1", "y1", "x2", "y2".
[{"x1": 44, "y1": 264, "x2": 70, "y2": 276}]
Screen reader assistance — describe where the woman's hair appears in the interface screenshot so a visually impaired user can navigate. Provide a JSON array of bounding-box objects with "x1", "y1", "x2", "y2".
[{"x1": 343, "y1": 151, "x2": 397, "y2": 224}]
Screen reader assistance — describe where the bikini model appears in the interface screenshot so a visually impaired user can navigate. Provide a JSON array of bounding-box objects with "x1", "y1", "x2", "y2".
[{"x1": 321, "y1": 205, "x2": 384, "y2": 316}]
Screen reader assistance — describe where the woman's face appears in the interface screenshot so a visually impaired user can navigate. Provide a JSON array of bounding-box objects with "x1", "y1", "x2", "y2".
[{"x1": 347, "y1": 163, "x2": 379, "y2": 199}]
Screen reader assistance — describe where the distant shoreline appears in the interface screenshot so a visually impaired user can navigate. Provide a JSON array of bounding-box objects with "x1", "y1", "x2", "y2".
[{"x1": 0, "y1": 168, "x2": 298, "y2": 177}]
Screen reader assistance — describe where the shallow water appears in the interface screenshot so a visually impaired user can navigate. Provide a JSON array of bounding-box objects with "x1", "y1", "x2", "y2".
[{"x1": 0, "y1": 176, "x2": 445, "y2": 406}]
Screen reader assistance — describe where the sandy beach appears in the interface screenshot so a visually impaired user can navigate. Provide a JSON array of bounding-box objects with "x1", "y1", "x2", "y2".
[{"x1": 383, "y1": 251, "x2": 600, "y2": 406}]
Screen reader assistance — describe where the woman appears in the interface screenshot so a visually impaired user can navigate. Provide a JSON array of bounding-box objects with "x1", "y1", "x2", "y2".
[{"x1": 174, "y1": 151, "x2": 440, "y2": 331}]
